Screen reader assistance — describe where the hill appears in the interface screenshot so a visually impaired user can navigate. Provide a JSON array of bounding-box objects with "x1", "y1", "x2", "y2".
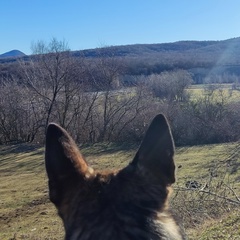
[
  {"x1": 72, "y1": 37, "x2": 240, "y2": 79},
  {"x1": 76, "y1": 37, "x2": 240, "y2": 62},
  {"x1": 1, "y1": 37, "x2": 240, "y2": 82},
  {"x1": 0, "y1": 50, "x2": 26, "y2": 59}
]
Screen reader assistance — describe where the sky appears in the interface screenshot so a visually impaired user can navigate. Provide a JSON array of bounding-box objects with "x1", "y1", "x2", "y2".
[{"x1": 1, "y1": 0, "x2": 240, "y2": 55}]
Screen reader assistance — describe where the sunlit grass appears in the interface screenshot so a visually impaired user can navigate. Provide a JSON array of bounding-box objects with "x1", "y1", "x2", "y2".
[
  {"x1": 188, "y1": 211, "x2": 240, "y2": 240},
  {"x1": 0, "y1": 142, "x2": 239, "y2": 239},
  {"x1": 187, "y1": 84, "x2": 240, "y2": 102}
]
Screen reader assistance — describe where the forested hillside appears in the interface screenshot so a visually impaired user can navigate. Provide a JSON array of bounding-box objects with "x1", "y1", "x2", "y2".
[{"x1": 2, "y1": 37, "x2": 240, "y2": 82}]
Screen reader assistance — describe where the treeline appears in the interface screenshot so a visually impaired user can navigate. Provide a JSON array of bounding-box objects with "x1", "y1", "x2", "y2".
[
  {"x1": 2, "y1": 38, "x2": 240, "y2": 84},
  {"x1": 78, "y1": 39, "x2": 240, "y2": 81},
  {"x1": 0, "y1": 39, "x2": 240, "y2": 145}
]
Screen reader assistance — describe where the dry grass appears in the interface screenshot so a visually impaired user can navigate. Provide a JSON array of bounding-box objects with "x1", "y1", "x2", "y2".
[
  {"x1": 188, "y1": 211, "x2": 240, "y2": 240},
  {"x1": 174, "y1": 143, "x2": 240, "y2": 239},
  {"x1": 187, "y1": 84, "x2": 240, "y2": 102},
  {"x1": 0, "y1": 142, "x2": 239, "y2": 239}
]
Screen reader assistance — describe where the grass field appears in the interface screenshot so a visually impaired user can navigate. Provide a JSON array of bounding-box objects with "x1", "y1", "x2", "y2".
[
  {"x1": 0, "y1": 142, "x2": 240, "y2": 239},
  {"x1": 187, "y1": 84, "x2": 240, "y2": 103}
]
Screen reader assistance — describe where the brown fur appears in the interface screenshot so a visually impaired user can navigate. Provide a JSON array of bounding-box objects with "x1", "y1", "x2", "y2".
[{"x1": 45, "y1": 114, "x2": 186, "y2": 239}]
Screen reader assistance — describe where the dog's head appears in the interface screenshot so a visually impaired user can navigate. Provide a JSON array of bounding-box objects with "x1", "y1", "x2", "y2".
[{"x1": 45, "y1": 114, "x2": 185, "y2": 239}]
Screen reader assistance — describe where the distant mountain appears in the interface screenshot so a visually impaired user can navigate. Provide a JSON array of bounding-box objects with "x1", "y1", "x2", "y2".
[
  {"x1": 74, "y1": 37, "x2": 240, "y2": 58},
  {"x1": 0, "y1": 50, "x2": 26, "y2": 59},
  {"x1": 75, "y1": 40, "x2": 219, "y2": 57}
]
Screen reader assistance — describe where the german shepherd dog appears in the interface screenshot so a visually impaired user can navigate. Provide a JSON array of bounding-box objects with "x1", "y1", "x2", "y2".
[{"x1": 45, "y1": 114, "x2": 186, "y2": 239}]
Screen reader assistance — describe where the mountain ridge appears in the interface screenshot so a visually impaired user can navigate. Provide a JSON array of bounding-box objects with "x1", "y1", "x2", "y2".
[
  {"x1": 74, "y1": 37, "x2": 240, "y2": 57},
  {"x1": 1, "y1": 37, "x2": 240, "y2": 69},
  {"x1": 2, "y1": 37, "x2": 240, "y2": 59}
]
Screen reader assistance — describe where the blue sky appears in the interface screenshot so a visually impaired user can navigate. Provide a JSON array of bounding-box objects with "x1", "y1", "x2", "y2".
[{"x1": 1, "y1": 0, "x2": 240, "y2": 55}]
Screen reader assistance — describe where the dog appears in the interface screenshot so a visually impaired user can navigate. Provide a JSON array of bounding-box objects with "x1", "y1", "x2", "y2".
[{"x1": 45, "y1": 114, "x2": 186, "y2": 239}]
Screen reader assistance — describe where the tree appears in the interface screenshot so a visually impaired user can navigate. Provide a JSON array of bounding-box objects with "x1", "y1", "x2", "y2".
[
  {"x1": 83, "y1": 49, "x2": 127, "y2": 141},
  {"x1": 0, "y1": 79, "x2": 42, "y2": 143},
  {"x1": 147, "y1": 70, "x2": 193, "y2": 102},
  {"x1": 19, "y1": 38, "x2": 78, "y2": 132}
]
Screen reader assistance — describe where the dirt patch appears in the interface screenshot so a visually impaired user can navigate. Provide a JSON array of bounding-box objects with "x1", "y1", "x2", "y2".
[{"x1": 0, "y1": 195, "x2": 49, "y2": 226}]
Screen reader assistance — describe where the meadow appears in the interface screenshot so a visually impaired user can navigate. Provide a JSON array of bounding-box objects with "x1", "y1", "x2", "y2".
[
  {"x1": 187, "y1": 83, "x2": 240, "y2": 102},
  {"x1": 0, "y1": 141, "x2": 239, "y2": 239}
]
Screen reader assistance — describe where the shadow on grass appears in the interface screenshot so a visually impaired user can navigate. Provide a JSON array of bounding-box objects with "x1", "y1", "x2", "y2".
[
  {"x1": 81, "y1": 142, "x2": 139, "y2": 156},
  {"x1": 0, "y1": 144, "x2": 45, "y2": 174},
  {"x1": 0, "y1": 144, "x2": 42, "y2": 155}
]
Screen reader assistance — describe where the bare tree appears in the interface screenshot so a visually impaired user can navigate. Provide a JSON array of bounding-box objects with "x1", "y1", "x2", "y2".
[
  {"x1": 19, "y1": 38, "x2": 76, "y2": 132},
  {"x1": 82, "y1": 50, "x2": 127, "y2": 141},
  {"x1": 147, "y1": 70, "x2": 193, "y2": 102},
  {"x1": 0, "y1": 79, "x2": 42, "y2": 143}
]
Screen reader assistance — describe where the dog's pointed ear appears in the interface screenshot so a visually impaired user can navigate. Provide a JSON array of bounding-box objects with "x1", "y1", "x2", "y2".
[
  {"x1": 132, "y1": 114, "x2": 175, "y2": 185},
  {"x1": 45, "y1": 123, "x2": 93, "y2": 204}
]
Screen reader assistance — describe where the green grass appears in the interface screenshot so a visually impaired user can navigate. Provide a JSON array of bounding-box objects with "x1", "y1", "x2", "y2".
[
  {"x1": 0, "y1": 142, "x2": 239, "y2": 239},
  {"x1": 175, "y1": 143, "x2": 240, "y2": 185}
]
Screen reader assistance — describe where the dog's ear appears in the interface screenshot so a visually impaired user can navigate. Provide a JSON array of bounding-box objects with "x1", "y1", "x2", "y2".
[
  {"x1": 45, "y1": 123, "x2": 93, "y2": 205},
  {"x1": 132, "y1": 114, "x2": 175, "y2": 185}
]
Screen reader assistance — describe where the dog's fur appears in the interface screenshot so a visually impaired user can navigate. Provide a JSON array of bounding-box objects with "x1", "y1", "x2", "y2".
[{"x1": 45, "y1": 114, "x2": 186, "y2": 240}]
